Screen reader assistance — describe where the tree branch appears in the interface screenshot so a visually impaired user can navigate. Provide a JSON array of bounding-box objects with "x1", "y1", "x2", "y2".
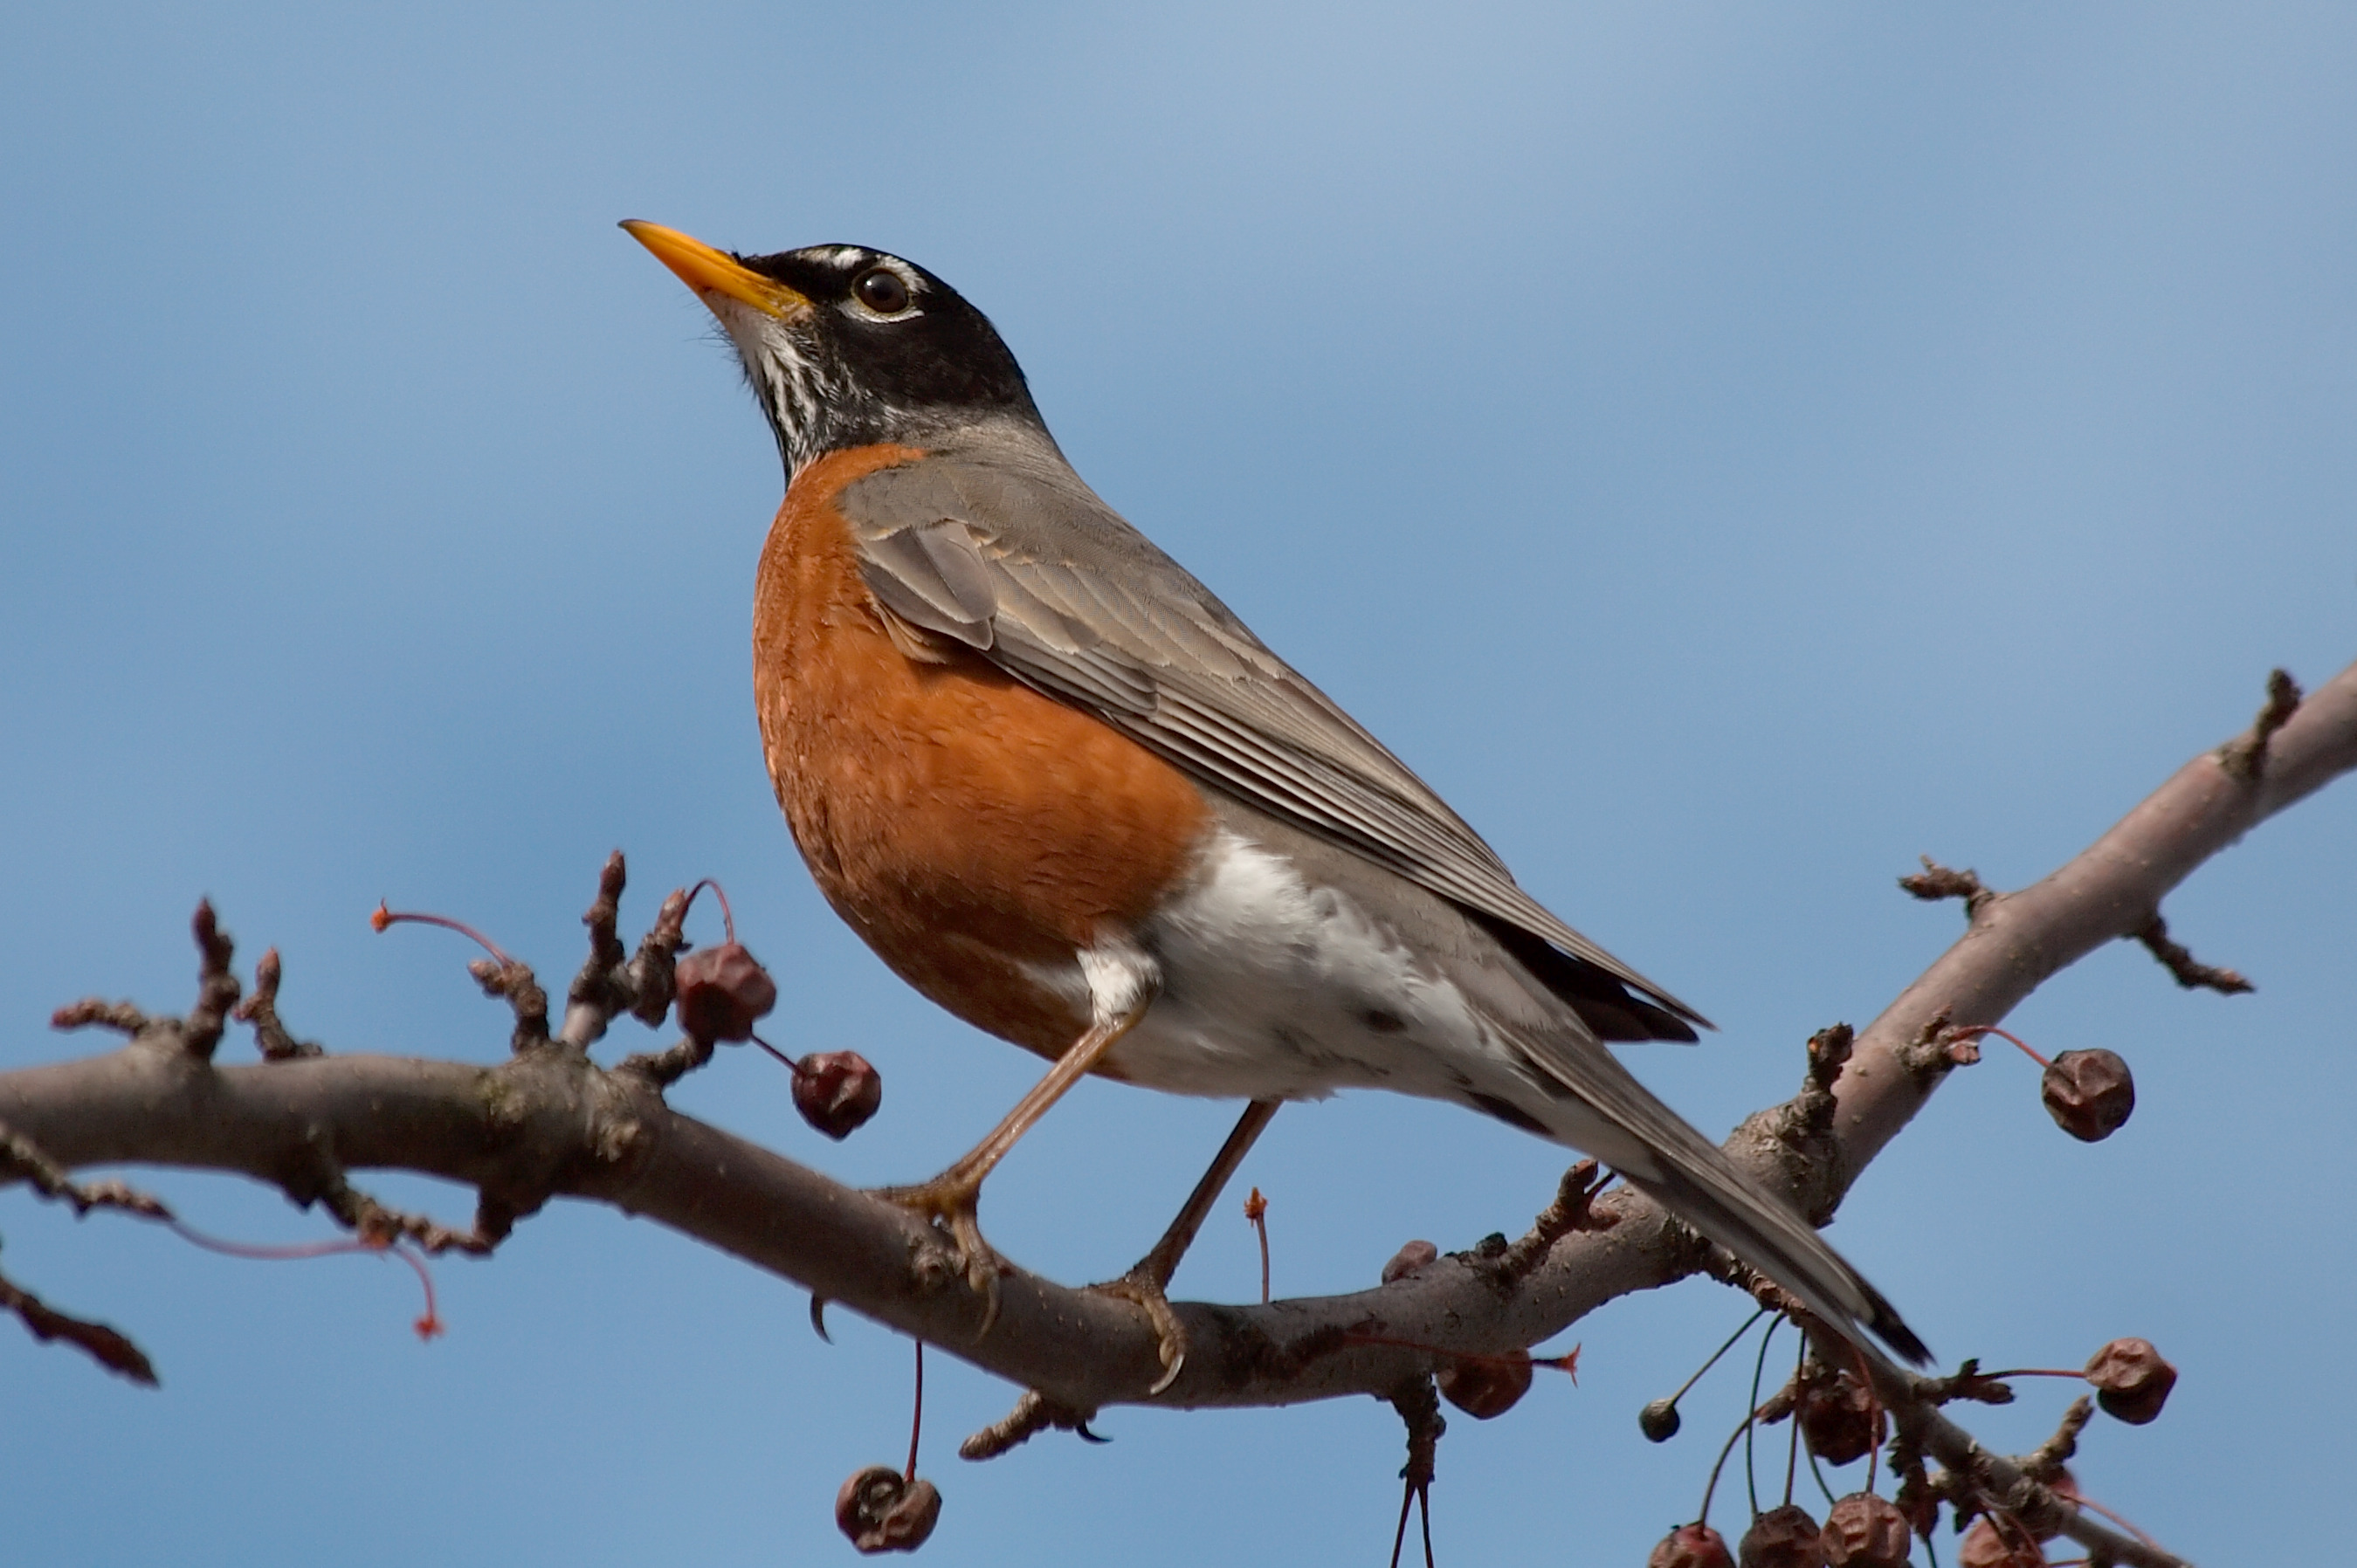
[{"x1": 6, "y1": 659, "x2": 2351, "y2": 1565}]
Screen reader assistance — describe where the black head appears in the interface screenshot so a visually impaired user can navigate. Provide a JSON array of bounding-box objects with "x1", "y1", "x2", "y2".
[{"x1": 624, "y1": 223, "x2": 1044, "y2": 477}]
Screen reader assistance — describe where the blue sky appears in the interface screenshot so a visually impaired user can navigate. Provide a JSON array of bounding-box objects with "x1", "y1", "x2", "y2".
[{"x1": 3, "y1": 5, "x2": 2351, "y2": 1563}]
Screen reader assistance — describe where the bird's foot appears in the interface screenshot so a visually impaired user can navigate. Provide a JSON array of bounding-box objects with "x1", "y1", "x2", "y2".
[
  {"x1": 872, "y1": 1168, "x2": 1006, "y2": 1336},
  {"x1": 1084, "y1": 1263, "x2": 1189, "y2": 1396}
]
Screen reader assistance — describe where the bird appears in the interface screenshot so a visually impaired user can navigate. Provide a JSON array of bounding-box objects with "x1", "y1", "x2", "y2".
[{"x1": 621, "y1": 220, "x2": 1928, "y2": 1378}]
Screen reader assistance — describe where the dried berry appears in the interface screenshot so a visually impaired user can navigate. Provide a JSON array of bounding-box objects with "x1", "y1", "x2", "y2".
[
  {"x1": 2085, "y1": 1336, "x2": 2176, "y2": 1424},
  {"x1": 835, "y1": 1464, "x2": 941, "y2": 1554},
  {"x1": 1382, "y1": 1238, "x2": 1439, "y2": 1284},
  {"x1": 1639, "y1": 1397, "x2": 1682, "y2": 1441},
  {"x1": 1739, "y1": 1504, "x2": 1827, "y2": 1568},
  {"x1": 1956, "y1": 1516, "x2": 2043, "y2": 1568},
  {"x1": 1437, "y1": 1349, "x2": 1533, "y2": 1419},
  {"x1": 2040, "y1": 1049, "x2": 2134, "y2": 1141},
  {"x1": 1818, "y1": 1494, "x2": 1909, "y2": 1568},
  {"x1": 1649, "y1": 1522, "x2": 1734, "y2": 1568},
  {"x1": 1892, "y1": 1471, "x2": 1940, "y2": 1539},
  {"x1": 1798, "y1": 1372, "x2": 1885, "y2": 1466},
  {"x1": 794, "y1": 1049, "x2": 884, "y2": 1139},
  {"x1": 672, "y1": 942, "x2": 776, "y2": 1044}
]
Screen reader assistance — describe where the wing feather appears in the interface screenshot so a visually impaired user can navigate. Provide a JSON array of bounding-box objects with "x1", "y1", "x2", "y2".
[{"x1": 838, "y1": 442, "x2": 1706, "y2": 1028}]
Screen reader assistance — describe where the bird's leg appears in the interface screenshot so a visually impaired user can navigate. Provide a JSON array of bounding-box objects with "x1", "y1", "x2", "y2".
[
  {"x1": 874, "y1": 987, "x2": 1154, "y2": 1334},
  {"x1": 1089, "y1": 1097, "x2": 1280, "y2": 1394}
]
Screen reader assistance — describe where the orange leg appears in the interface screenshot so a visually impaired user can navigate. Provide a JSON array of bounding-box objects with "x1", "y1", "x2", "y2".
[
  {"x1": 876, "y1": 994, "x2": 1154, "y2": 1331},
  {"x1": 1091, "y1": 1097, "x2": 1280, "y2": 1393}
]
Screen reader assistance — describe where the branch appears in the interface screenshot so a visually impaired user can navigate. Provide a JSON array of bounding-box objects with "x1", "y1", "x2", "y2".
[{"x1": 6, "y1": 660, "x2": 2352, "y2": 1560}]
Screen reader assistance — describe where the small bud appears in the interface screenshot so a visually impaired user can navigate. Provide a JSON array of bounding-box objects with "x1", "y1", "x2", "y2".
[
  {"x1": 1956, "y1": 1517, "x2": 2043, "y2": 1568},
  {"x1": 2040, "y1": 1049, "x2": 2134, "y2": 1141},
  {"x1": 1437, "y1": 1349, "x2": 1533, "y2": 1420},
  {"x1": 1819, "y1": 1494, "x2": 1910, "y2": 1568},
  {"x1": 794, "y1": 1049, "x2": 884, "y2": 1139},
  {"x1": 1639, "y1": 1397, "x2": 1682, "y2": 1442},
  {"x1": 1649, "y1": 1522, "x2": 1734, "y2": 1568},
  {"x1": 2085, "y1": 1336, "x2": 2176, "y2": 1424},
  {"x1": 835, "y1": 1464, "x2": 941, "y2": 1555},
  {"x1": 1738, "y1": 1504, "x2": 1827, "y2": 1568},
  {"x1": 673, "y1": 943, "x2": 777, "y2": 1045},
  {"x1": 1382, "y1": 1239, "x2": 1439, "y2": 1284},
  {"x1": 1798, "y1": 1372, "x2": 1885, "y2": 1467}
]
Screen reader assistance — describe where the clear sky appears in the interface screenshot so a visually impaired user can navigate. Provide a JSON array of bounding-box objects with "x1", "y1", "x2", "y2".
[{"x1": 3, "y1": 5, "x2": 2352, "y2": 1564}]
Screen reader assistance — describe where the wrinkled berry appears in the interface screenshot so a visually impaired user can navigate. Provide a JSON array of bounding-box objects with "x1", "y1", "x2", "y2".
[
  {"x1": 835, "y1": 1465, "x2": 941, "y2": 1554},
  {"x1": 2040, "y1": 1049, "x2": 2134, "y2": 1141},
  {"x1": 1639, "y1": 1397, "x2": 1682, "y2": 1442},
  {"x1": 793, "y1": 1049, "x2": 884, "y2": 1139},
  {"x1": 1799, "y1": 1372, "x2": 1885, "y2": 1467},
  {"x1": 673, "y1": 942, "x2": 776, "y2": 1044},
  {"x1": 1437, "y1": 1349, "x2": 1532, "y2": 1419},
  {"x1": 1650, "y1": 1522, "x2": 1734, "y2": 1568},
  {"x1": 1956, "y1": 1516, "x2": 2043, "y2": 1568},
  {"x1": 1739, "y1": 1504, "x2": 1827, "y2": 1568},
  {"x1": 2085, "y1": 1336, "x2": 2176, "y2": 1424},
  {"x1": 1819, "y1": 1494, "x2": 1910, "y2": 1568}
]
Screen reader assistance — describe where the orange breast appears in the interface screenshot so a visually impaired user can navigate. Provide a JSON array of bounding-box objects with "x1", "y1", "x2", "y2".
[{"x1": 751, "y1": 444, "x2": 1212, "y2": 1059}]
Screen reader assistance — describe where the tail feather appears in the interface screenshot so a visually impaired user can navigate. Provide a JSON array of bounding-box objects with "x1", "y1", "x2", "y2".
[
  {"x1": 1622, "y1": 1154, "x2": 1930, "y2": 1366},
  {"x1": 1501, "y1": 1026, "x2": 1931, "y2": 1367}
]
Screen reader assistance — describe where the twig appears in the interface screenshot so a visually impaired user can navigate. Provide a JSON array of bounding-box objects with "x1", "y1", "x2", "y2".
[
  {"x1": 1898, "y1": 856, "x2": 1993, "y2": 914},
  {"x1": 1493, "y1": 1159, "x2": 1614, "y2": 1283},
  {"x1": 958, "y1": 1389, "x2": 1103, "y2": 1460},
  {"x1": 2216, "y1": 667, "x2": 2302, "y2": 780},
  {"x1": 2133, "y1": 914, "x2": 2253, "y2": 994},
  {"x1": 0, "y1": 1263, "x2": 156, "y2": 1385},
  {"x1": 232, "y1": 947, "x2": 322, "y2": 1060}
]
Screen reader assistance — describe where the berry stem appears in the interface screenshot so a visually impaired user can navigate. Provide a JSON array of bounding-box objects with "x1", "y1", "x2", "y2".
[
  {"x1": 1244, "y1": 1186, "x2": 1271, "y2": 1303},
  {"x1": 683, "y1": 878, "x2": 739, "y2": 945},
  {"x1": 1953, "y1": 1023, "x2": 2049, "y2": 1067},
  {"x1": 1745, "y1": 1314, "x2": 1780, "y2": 1516},
  {"x1": 369, "y1": 904, "x2": 514, "y2": 967},
  {"x1": 905, "y1": 1339, "x2": 925, "y2": 1482},
  {"x1": 1660, "y1": 1307, "x2": 1769, "y2": 1423},
  {"x1": 749, "y1": 1033, "x2": 810, "y2": 1079},
  {"x1": 168, "y1": 1220, "x2": 443, "y2": 1339}
]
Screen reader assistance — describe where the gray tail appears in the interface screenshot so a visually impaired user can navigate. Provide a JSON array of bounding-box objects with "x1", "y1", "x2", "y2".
[
  {"x1": 1501, "y1": 1027, "x2": 1931, "y2": 1367},
  {"x1": 1622, "y1": 1155, "x2": 1929, "y2": 1367}
]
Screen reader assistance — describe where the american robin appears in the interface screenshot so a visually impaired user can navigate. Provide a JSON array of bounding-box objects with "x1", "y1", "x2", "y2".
[{"x1": 622, "y1": 221, "x2": 1927, "y2": 1375}]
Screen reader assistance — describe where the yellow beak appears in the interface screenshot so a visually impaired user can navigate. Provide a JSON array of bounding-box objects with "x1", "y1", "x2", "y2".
[{"x1": 619, "y1": 220, "x2": 808, "y2": 319}]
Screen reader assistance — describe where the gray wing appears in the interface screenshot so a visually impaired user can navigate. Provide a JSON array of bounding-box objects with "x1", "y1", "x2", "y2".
[{"x1": 837, "y1": 435, "x2": 1706, "y2": 1035}]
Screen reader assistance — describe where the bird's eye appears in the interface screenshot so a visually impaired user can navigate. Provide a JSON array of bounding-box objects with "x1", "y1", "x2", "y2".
[{"x1": 854, "y1": 268, "x2": 912, "y2": 314}]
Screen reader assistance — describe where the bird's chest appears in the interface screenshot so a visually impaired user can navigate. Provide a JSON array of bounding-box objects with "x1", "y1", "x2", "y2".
[{"x1": 750, "y1": 446, "x2": 1212, "y2": 1056}]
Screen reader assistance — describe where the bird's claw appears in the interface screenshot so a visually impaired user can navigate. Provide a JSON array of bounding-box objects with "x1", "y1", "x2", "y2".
[
  {"x1": 1086, "y1": 1268, "x2": 1189, "y2": 1395},
  {"x1": 872, "y1": 1171, "x2": 1007, "y2": 1338}
]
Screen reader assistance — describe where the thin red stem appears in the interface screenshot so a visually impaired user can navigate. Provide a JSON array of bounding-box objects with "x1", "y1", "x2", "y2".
[
  {"x1": 905, "y1": 1340, "x2": 925, "y2": 1481},
  {"x1": 749, "y1": 1033, "x2": 809, "y2": 1078},
  {"x1": 1953, "y1": 1024, "x2": 2049, "y2": 1068},
  {"x1": 1845, "y1": 1340, "x2": 1885, "y2": 1495},
  {"x1": 1244, "y1": 1186, "x2": 1270, "y2": 1303},
  {"x1": 168, "y1": 1221, "x2": 443, "y2": 1340},
  {"x1": 683, "y1": 878, "x2": 738, "y2": 945},
  {"x1": 2051, "y1": 1478, "x2": 2162, "y2": 1550},
  {"x1": 1784, "y1": 1337, "x2": 1803, "y2": 1505},
  {"x1": 369, "y1": 905, "x2": 513, "y2": 968}
]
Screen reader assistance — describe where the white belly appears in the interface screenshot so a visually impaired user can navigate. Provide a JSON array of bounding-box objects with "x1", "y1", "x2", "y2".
[{"x1": 1027, "y1": 828, "x2": 1524, "y2": 1104}]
